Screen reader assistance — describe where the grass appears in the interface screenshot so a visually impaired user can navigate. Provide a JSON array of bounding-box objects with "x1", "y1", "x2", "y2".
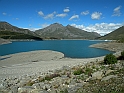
[{"x1": 73, "y1": 68, "x2": 83, "y2": 75}]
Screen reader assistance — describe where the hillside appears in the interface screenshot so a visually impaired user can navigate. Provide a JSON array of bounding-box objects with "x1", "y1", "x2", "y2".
[
  {"x1": 0, "y1": 21, "x2": 42, "y2": 40},
  {"x1": 98, "y1": 26, "x2": 124, "y2": 40},
  {"x1": 0, "y1": 31, "x2": 42, "y2": 40},
  {"x1": 35, "y1": 23, "x2": 100, "y2": 39}
]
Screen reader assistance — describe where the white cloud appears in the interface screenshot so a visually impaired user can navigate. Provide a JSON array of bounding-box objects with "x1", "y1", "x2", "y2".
[
  {"x1": 112, "y1": 6, "x2": 121, "y2": 16},
  {"x1": 71, "y1": 23, "x2": 123, "y2": 36},
  {"x1": 2, "y1": 12, "x2": 7, "y2": 15},
  {"x1": 29, "y1": 28, "x2": 41, "y2": 31},
  {"x1": 44, "y1": 11, "x2": 56, "y2": 19},
  {"x1": 38, "y1": 11, "x2": 44, "y2": 16},
  {"x1": 56, "y1": 13, "x2": 67, "y2": 17},
  {"x1": 81, "y1": 10, "x2": 89, "y2": 15},
  {"x1": 91, "y1": 12, "x2": 102, "y2": 20},
  {"x1": 41, "y1": 23, "x2": 50, "y2": 28},
  {"x1": 63, "y1": 8, "x2": 70, "y2": 12},
  {"x1": 69, "y1": 15, "x2": 79, "y2": 20}
]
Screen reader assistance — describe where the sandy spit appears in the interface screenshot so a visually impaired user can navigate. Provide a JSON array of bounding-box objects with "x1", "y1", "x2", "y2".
[{"x1": 0, "y1": 50, "x2": 104, "y2": 79}]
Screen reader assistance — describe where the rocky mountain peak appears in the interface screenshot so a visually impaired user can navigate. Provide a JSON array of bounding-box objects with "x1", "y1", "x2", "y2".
[{"x1": 35, "y1": 23, "x2": 101, "y2": 39}]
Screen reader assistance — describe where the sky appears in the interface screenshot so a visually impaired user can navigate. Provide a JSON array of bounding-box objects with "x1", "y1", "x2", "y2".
[{"x1": 0, "y1": 0, "x2": 124, "y2": 35}]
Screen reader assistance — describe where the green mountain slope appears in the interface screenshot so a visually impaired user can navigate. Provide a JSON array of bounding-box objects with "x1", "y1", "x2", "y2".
[
  {"x1": 0, "y1": 31, "x2": 42, "y2": 40},
  {"x1": 0, "y1": 21, "x2": 42, "y2": 40},
  {"x1": 98, "y1": 26, "x2": 124, "y2": 40}
]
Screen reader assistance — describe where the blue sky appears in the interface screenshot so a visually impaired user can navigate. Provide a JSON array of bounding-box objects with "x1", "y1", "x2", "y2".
[{"x1": 0, "y1": 0, "x2": 124, "y2": 35}]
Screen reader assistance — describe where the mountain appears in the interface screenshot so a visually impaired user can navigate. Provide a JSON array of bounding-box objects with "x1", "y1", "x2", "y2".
[
  {"x1": 0, "y1": 21, "x2": 42, "y2": 40},
  {"x1": 35, "y1": 23, "x2": 100, "y2": 39},
  {"x1": 98, "y1": 26, "x2": 124, "y2": 40}
]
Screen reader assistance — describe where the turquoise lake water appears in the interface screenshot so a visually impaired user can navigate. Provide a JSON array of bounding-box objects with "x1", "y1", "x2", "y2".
[{"x1": 0, "y1": 40, "x2": 114, "y2": 58}]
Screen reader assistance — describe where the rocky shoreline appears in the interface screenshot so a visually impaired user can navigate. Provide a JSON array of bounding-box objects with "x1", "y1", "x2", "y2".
[
  {"x1": 89, "y1": 41, "x2": 124, "y2": 52},
  {"x1": 0, "y1": 38, "x2": 11, "y2": 45},
  {"x1": 0, "y1": 57, "x2": 123, "y2": 93},
  {"x1": 0, "y1": 42, "x2": 124, "y2": 93}
]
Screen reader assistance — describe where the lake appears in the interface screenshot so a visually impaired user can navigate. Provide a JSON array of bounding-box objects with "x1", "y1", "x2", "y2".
[{"x1": 0, "y1": 40, "x2": 114, "y2": 58}]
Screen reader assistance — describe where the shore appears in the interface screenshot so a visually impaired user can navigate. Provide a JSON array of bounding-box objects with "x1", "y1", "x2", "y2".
[
  {"x1": 0, "y1": 42, "x2": 124, "y2": 79},
  {"x1": 0, "y1": 38, "x2": 11, "y2": 45},
  {"x1": 0, "y1": 42, "x2": 124, "y2": 93},
  {"x1": 90, "y1": 41, "x2": 124, "y2": 52},
  {"x1": 0, "y1": 50, "x2": 105, "y2": 79}
]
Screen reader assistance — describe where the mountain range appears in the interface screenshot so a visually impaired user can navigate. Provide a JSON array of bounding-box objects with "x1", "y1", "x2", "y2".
[
  {"x1": 35, "y1": 23, "x2": 100, "y2": 39},
  {"x1": 0, "y1": 21, "x2": 124, "y2": 40}
]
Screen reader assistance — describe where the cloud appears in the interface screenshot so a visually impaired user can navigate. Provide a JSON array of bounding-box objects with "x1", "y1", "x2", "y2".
[
  {"x1": 71, "y1": 23, "x2": 123, "y2": 36},
  {"x1": 44, "y1": 11, "x2": 56, "y2": 19},
  {"x1": 81, "y1": 10, "x2": 89, "y2": 15},
  {"x1": 112, "y1": 6, "x2": 121, "y2": 16},
  {"x1": 91, "y1": 12, "x2": 102, "y2": 20},
  {"x1": 69, "y1": 15, "x2": 79, "y2": 20},
  {"x1": 2, "y1": 12, "x2": 7, "y2": 15},
  {"x1": 40, "y1": 23, "x2": 50, "y2": 28},
  {"x1": 29, "y1": 28, "x2": 41, "y2": 31},
  {"x1": 38, "y1": 11, "x2": 44, "y2": 16},
  {"x1": 56, "y1": 13, "x2": 67, "y2": 18},
  {"x1": 15, "y1": 18, "x2": 19, "y2": 20},
  {"x1": 63, "y1": 8, "x2": 70, "y2": 12}
]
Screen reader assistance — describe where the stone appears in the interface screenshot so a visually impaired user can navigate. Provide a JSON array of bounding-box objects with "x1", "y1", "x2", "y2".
[
  {"x1": 39, "y1": 90, "x2": 48, "y2": 93},
  {"x1": 31, "y1": 89, "x2": 43, "y2": 93},
  {"x1": 115, "y1": 62, "x2": 123, "y2": 69},
  {"x1": 105, "y1": 70, "x2": 114, "y2": 75},
  {"x1": 62, "y1": 66, "x2": 71, "y2": 71},
  {"x1": 42, "y1": 84, "x2": 51, "y2": 90},
  {"x1": 101, "y1": 75, "x2": 117, "y2": 81},
  {"x1": 92, "y1": 71, "x2": 103, "y2": 80},
  {"x1": 9, "y1": 86, "x2": 18, "y2": 93},
  {"x1": 32, "y1": 83, "x2": 42, "y2": 89},
  {"x1": 18, "y1": 86, "x2": 35, "y2": 93}
]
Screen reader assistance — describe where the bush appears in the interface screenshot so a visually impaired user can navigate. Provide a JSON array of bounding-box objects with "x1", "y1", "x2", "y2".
[
  {"x1": 104, "y1": 53, "x2": 117, "y2": 64},
  {"x1": 73, "y1": 68, "x2": 83, "y2": 75},
  {"x1": 121, "y1": 51, "x2": 124, "y2": 59}
]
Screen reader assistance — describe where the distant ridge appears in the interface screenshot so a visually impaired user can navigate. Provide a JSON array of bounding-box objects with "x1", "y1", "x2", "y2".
[
  {"x1": 35, "y1": 23, "x2": 101, "y2": 39},
  {"x1": 0, "y1": 21, "x2": 37, "y2": 36},
  {"x1": 0, "y1": 21, "x2": 42, "y2": 40},
  {"x1": 98, "y1": 26, "x2": 124, "y2": 40}
]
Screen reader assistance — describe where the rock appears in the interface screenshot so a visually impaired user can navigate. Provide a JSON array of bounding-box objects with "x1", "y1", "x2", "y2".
[
  {"x1": 62, "y1": 66, "x2": 71, "y2": 71},
  {"x1": 101, "y1": 75, "x2": 118, "y2": 81},
  {"x1": 49, "y1": 89, "x2": 57, "y2": 93},
  {"x1": 9, "y1": 86, "x2": 18, "y2": 93},
  {"x1": 42, "y1": 84, "x2": 51, "y2": 90},
  {"x1": 68, "y1": 83, "x2": 82, "y2": 93},
  {"x1": 32, "y1": 83, "x2": 42, "y2": 89},
  {"x1": 31, "y1": 89, "x2": 43, "y2": 93},
  {"x1": 105, "y1": 70, "x2": 114, "y2": 75},
  {"x1": 114, "y1": 62, "x2": 123, "y2": 69},
  {"x1": 18, "y1": 86, "x2": 35, "y2": 93},
  {"x1": 39, "y1": 90, "x2": 48, "y2": 93},
  {"x1": 91, "y1": 71, "x2": 103, "y2": 80}
]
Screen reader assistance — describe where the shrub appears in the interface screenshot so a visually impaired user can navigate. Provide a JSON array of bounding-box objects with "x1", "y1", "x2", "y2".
[
  {"x1": 44, "y1": 73, "x2": 60, "y2": 81},
  {"x1": 104, "y1": 53, "x2": 117, "y2": 64},
  {"x1": 84, "y1": 68, "x2": 92, "y2": 76},
  {"x1": 60, "y1": 88, "x2": 68, "y2": 93},
  {"x1": 73, "y1": 68, "x2": 83, "y2": 75},
  {"x1": 121, "y1": 51, "x2": 124, "y2": 59}
]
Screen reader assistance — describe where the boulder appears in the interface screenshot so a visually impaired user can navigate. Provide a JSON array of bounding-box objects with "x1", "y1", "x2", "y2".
[
  {"x1": 101, "y1": 75, "x2": 117, "y2": 81},
  {"x1": 105, "y1": 70, "x2": 114, "y2": 75},
  {"x1": 18, "y1": 86, "x2": 35, "y2": 93},
  {"x1": 91, "y1": 71, "x2": 103, "y2": 80}
]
